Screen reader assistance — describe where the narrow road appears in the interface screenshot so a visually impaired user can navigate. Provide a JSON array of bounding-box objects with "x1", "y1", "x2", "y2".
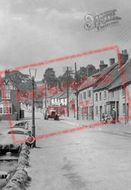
[{"x1": 27, "y1": 112, "x2": 131, "y2": 190}]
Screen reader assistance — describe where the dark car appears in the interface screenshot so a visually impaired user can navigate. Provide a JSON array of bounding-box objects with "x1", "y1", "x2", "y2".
[{"x1": 44, "y1": 107, "x2": 59, "y2": 120}]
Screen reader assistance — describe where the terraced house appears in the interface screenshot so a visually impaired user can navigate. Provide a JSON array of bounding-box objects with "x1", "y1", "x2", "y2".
[
  {"x1": 77, "y1": 49, "x2": 130, "y2": 123},
  {"x1": 108, "y1": 59, "x2": 131, "y2": 123},
  {"x1": 77, "y1": 58, "x2": 117, "y2": 120},
  {"x1": 78, "y1": 76, "x2": 95, "y2": 120},
  {"x1": 93, "y1": 50, "x2": 129, "y2": 122}
]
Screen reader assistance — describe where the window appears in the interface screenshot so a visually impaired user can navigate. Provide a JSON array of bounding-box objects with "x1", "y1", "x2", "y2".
[
  {"x1": 122, "y1": 88, "x2": 125, "y2": 97},
  {"x1": 104, "y1": 91, "x2": 107, "y2": 99},
  {"x1": 95, "y1": 106, "x2": 98, "y2": 115},
  {"x1": 3, "y1": 107, "x2": 11, "y2": 114},
  {"x1": 6, "y1": 90, "x2": 10, "y2": 99},
  {"x1": 95, "y1": 93, "x2": 98, "y2": 101},
  {"x1": 111, "y1": 91, "x2": 114, "y2": 98},
  {"x1": 0, "y1": 107, "x2": 2, "y2": 113},
  {"x1": 80, "y1": 93, "x2": 82, "y2": 100},
  {"x1": 2, "y1": 90, "x2": 10, "y2": 99},
  {"x1": 82, "y1": 107, "x2": 88, "y2": 115},
  {"x1": 83, "y1": 91, "x2": 86, "y2": 99},
  {"x1": 88, "y1": 90, "x2": 91, "y2": 97},
  {"x1": 99, "y1": 92, "x2": 102, "y2": 101},
  {"x1": 123, "y1": 103, "x2": 126, "y2": 114}
]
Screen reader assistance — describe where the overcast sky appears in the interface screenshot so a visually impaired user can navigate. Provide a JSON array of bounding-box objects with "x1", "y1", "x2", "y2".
[{"x1": 0, "y1": 0, "x2": 131, "y2": 80}]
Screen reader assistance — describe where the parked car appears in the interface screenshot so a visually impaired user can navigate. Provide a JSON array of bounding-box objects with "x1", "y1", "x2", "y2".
[
  {"x1": 13, "y1": 121, "x2": 30, "y2": 131},
  {"x1": 0, "y1": 128, "x2": 30, "y2": 154}
]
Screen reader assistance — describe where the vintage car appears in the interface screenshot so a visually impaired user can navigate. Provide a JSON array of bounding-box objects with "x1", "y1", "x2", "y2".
[
  {"x1": 44, "y1": 106, "x2": 60, "y2": 120},
  {"x1": 13, "y1": 121, "x2": 30, "y2": 131},
  {"x1": 0, "y1": 128, "x2": 30, "y2": 154}
]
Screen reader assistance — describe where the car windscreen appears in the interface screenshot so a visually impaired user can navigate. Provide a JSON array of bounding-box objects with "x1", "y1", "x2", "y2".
[{"x1": 8, "y1": 130, "x2": 25, "y2": 135}]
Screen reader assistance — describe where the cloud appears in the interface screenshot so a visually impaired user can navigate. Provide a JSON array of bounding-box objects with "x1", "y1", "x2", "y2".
[{"x1": 0, "y1": 0, "x2": 131, "y2": 78}]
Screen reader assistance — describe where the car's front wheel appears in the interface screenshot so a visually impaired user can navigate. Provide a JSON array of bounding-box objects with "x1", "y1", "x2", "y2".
[{"x1": 54, "y1": 115, "x2": 59, "y2": 120}]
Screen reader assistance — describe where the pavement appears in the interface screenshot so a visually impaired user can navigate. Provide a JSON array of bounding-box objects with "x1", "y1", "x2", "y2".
[
  {"x1": 23, "y1": 111, "x2": 131, "y2": 190},
  {"x1": 1, "y1": 111, "x2": 131, "y2": 190}
]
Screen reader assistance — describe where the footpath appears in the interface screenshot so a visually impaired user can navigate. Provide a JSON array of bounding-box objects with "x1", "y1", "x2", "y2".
[{"x1": 60, "y1": 115, "x2": 131, "y2": 135}]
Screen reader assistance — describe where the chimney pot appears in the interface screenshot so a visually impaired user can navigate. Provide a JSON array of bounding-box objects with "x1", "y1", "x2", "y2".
[
  {"x1": 99, "y1": 60, "x2": 108, "y2": 71},
  {"x1": 109, "y1": 58, "x2": 115, "y2": 66}
]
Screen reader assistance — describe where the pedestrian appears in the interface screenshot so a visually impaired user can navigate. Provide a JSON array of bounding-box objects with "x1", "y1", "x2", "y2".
[
  {"x1": 102, "y1": 113, "x2": 105, "y2": 122},
  {"x1": 112, "y1": 107, "x2": 116, "y2": 123},
  {"x1": 25, "y1": 131, "x2": 35, "y2": 148}
]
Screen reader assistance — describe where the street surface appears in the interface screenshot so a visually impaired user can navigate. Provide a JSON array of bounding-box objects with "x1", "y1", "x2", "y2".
[{"x1": 25, "y1": 111, "x2": 131, "y2": 190}]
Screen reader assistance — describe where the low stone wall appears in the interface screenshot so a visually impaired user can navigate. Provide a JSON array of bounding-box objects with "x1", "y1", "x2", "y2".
[{"x1": 2, "y1": 144, "x2": 31, "y2": 190}]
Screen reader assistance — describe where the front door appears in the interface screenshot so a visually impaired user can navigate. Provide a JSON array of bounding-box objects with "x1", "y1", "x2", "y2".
[
  {"x1": 100, "y1": 106, "x2": 102, "y2": 121},
  {"x1": 116, "y1": 101, "x2": 119, "y2": 121}
]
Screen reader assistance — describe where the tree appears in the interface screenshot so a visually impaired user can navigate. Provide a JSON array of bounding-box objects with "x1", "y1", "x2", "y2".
[
  {"x1": 4, "y1": 70, "x2": 33, "y2": 90},
  {"x1": 57, "y1": 69, "x2": 74, "y2": 91},
  {"x1": 43, "y1": 68, "x2": 57, "y2": 86},
  {"x1": 86, "y1": 64, "x2": 97, "y2": 77}
]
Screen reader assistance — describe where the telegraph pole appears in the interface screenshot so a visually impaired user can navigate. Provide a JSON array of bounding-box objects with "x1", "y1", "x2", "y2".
[
  {"x1": 44, "y1": 81, "x2": 47, "y2": 109},
  {"x1": 66, "y1": 67, "x2": 69, "y2": 117},
  {"x1": 75, "y1": 62, "x2": 79, "y2": 120},
  {"x1": 32, "y1": 76, "x2": 36, "y2": 147}
]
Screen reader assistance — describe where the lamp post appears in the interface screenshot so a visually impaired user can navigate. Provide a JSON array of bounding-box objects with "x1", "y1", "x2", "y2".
[
  {"x1": 66, "y1": 66, "x2": 69, "y2": 117},
  {"x1": 29, "y1": 68, "x2": 37, "y2": 148},
  {"x1": 74, "y1": 62, "x2": 79, "y2": 120}
]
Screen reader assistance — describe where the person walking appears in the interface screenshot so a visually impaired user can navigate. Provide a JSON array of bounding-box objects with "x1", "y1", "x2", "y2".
[{"x1": 112, "y1": 108, "x2": 116, "y2": 124}]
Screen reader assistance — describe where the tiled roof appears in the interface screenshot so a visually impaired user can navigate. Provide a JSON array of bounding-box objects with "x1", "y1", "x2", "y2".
[
  {"x1": 94, "y1": 63, "x2": 119, "y2": 91},
  {"x1": 108, "y1": 60, "x2": 131, "y2": 90},
  {"x1": 78, "y1": 63, "x2": 117, "y2": 92},
  {"x1": 78, "y1": 77, "x2": 96, "y2": 91},
  {"x1": 51, "y1": 92, "x2": 64, "y2": 99}
]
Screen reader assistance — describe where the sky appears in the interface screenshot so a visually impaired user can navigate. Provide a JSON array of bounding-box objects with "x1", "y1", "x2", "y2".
[{"x1": 0, "y1": 0, "x2": 131, "y2": 80}]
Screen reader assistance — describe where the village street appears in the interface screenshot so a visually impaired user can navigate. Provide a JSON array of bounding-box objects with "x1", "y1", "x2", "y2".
[{"x1": 25, "y1": 111, "x2": 131, "y2": 190}]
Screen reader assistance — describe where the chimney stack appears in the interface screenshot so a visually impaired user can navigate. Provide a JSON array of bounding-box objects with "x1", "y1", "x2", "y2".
[
  {"x1": 99, "y1": 60, "x2": 108, "y2": 71},
  {"x1": 109, "y1": 58, "x2": 115, "y2": 66},
  {"x1": 118, "y1": 49, "x2": 129, "y2": 66}
]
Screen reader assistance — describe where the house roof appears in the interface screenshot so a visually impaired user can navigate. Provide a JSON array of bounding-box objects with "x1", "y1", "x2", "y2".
[
  {"x1": 51, "y1": 92, "x2": 64, "y2": 99},
  {"x1": 78, "y1": 63, "x2": 117, "y2": 92},
  {"x1": 78, "y1": 77, "x2": 96, "y2": 91},
  {"x1": 92, "y1": 63, "x2": 117, "y2": 77},
  {"x1": 59, "y1": 92, "x2": 67, "y2": 99},
  {"x1": 94, "y1": 63, "x2": 119, "y2": 91},
  {"x1": 108, "y1": 60, "x2": 131, "y2": 90}
]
